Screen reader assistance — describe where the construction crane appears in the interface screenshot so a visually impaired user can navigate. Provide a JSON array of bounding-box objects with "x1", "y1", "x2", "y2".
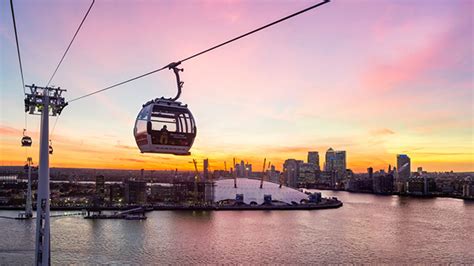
[{"x1": 192, "y1": 159, "x2": 200, "y2": 204}]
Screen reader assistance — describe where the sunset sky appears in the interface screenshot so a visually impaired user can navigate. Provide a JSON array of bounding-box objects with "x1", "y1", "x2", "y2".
[{"x1": 1, "y1": 0, "x2": 473, "y2": 172}]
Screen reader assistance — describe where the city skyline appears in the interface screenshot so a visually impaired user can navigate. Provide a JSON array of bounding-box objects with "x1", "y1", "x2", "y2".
[{"x1": 1, "y1": 0, "x2": 473, "y2": 172}]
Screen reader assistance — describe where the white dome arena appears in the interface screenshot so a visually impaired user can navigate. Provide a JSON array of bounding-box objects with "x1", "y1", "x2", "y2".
[{"x1": 214, "y1": 178, "x2": 309, "y2": 205}]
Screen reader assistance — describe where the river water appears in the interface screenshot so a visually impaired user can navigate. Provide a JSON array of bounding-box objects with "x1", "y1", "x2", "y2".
[{"x1": 0, "y1": 190, "x2": 473, "y2": 264}]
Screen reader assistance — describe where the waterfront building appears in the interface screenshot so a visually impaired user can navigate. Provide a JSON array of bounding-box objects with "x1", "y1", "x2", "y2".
[
  {"x1": 298, "y1": 163, "x2": 316, "y2": 184},
  {"x1": 324, "y1": 148, "x2": 346, "y2": 180},
  {"x1": 214, "y1": 178, "x2": 309, "y2": 205},
  {"x1": 150, "y1": 183, "x2": 174, "y2": 202},
  {"x1": 283, "y1": 159, "x2": 303, "y2": 188},
  {"x1": 396, "y1": 154, "x2": 411, "y2": 194},
  {"x1": 172, "y1": 181, "x2": 214, "y2": 204},
  {"x1": 124, "y1": 179, "x2": 147, "y2": 205},
  {"x1": 373, "y1": 173, "x2": 394, "y2": 194},
  {"x1": 347, "y1": 177, "x2": 373, "y2": 192},
  {"x1": 397, "y1": 154, "x2": 411, "y2": 180},
  {"x1": 407, "y1": 176, "x2": 435, "y2": 195},
  {"x1": 335, "y1": 151, "x2": 347, "y2": 179},
  {"x1": 317, "y1": 170, "x2": 337, "y2": 189},
  {"x1": 95, "y1": 175, "x2": 105, "y2": 206},
  {"x1": 109, "y1": 183, "x2": 123, "y2": 203},
  {"x1": 307, "y1": 151, "x2": 320, "y2": 171},
  {"x1": 462, "y1": 177, "x2": 473, "y2": 198}
]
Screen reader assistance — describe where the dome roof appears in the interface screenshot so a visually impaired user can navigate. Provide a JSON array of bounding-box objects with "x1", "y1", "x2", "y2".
[{"x1": 214, "y1": 178, "x2": 308, "y2": 204}]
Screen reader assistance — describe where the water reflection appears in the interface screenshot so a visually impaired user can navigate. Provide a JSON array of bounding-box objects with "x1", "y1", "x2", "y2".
[{"x1": 0, "y1": 191, "x2": 473, "y2": 264}]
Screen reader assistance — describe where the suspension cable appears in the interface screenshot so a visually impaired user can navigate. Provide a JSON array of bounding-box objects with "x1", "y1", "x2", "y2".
[
  {"x1": 50, "y1": 115, "x2": 60, "y2": 141},
  {"x1": 48, "y1": 0, "x2": 94, "y2": 140},
  {"x1": 10, "y1": 0, "x2": 28, "y2": 130},
  {"x1": 46, "y1": 0, "x2": 95, "y2": 88},
  {"x1": 10, "y1": 0, "x2": 25, "y2": 94},
  {"x1": 68, "y1": 0, "x2": 330, "y2": 103}
]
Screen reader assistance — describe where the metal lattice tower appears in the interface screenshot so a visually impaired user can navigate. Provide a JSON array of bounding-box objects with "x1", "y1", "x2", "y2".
[
  {"x1": 25, "y1": 84, "x2": 67, "y2": 266},
  {"x1": 25, "y1": 157, "x2": 33, "y2": 218}
]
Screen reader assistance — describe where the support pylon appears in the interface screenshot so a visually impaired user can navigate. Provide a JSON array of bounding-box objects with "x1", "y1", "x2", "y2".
[
  {"x1": 25, "y1": 84, "x2": 67, "y2": 266},
  {"x1": 25, "y1": 157, "x2": 33, "y2": 218},
  {"x1": 35, "y1": 92, "x2": 50, "y2": 265}
]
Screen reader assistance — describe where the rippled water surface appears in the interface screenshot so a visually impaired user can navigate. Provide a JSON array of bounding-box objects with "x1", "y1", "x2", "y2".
[{"x1": 1, "y1": 191, "x2": 473, "y2": 264}]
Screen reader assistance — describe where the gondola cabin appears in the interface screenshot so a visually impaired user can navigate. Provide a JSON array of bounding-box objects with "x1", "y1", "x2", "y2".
[
  {"x1": 21, "y1": 136, "x2": 32, "y2": 147},
  {"x1": 134, "y1": 99, "x2": 196, "y2": 155},
  {"x1": 21, "y1": 129, "x2": 32, "y2": 147}
]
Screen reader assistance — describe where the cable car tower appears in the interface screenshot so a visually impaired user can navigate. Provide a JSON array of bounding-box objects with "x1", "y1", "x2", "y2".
[
  {"x1": 25, "y1": 84, "x2": 67, "y2": 266},
  {"x1": 25, "y1": 157, "x2": 33, "y2": 218}
]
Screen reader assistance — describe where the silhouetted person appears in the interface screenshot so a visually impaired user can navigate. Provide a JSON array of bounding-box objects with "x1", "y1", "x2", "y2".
[{"x1": 160, "y1": 125, "x2": 169, "y2": 144}]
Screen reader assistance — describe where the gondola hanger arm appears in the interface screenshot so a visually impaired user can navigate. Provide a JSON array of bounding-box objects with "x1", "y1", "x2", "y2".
[{"x1": 166, "y1": 61, "x2": 184, "y2": 101}]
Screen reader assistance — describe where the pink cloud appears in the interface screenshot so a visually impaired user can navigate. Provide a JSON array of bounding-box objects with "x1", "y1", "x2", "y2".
[
  {"x1": 0, "y1": 125, "x2": 21, "y2": 136},
  {"x1": 362, "y1": 8, "x2": 470, "y2": 93}
]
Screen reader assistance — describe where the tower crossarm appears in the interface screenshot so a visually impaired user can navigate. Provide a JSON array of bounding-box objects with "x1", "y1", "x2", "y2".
[{"x1": 24, "y1": 84, "x2": 68, "y2": 116}]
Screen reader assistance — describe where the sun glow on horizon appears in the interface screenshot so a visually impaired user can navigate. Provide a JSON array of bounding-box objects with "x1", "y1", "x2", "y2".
[{"x1": 1, "y1": 0, "x2": 473, "y2": 173}]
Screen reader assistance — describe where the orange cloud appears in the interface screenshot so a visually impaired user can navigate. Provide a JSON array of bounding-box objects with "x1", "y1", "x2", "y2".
[
  {"x1": 114, "y1": 157, "x2": 146, "y2": 163},
  {"x1": 115, "y1": 144, "x2": 136, "y2": 150},
  {"x1": 370, "y1": 128, "x2": 395, "y2": 136}
]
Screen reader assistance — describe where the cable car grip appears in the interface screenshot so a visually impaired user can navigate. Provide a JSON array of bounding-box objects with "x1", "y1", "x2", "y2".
[{"x1": 166, "y1": 61, "x2": 184, "y2": 101}]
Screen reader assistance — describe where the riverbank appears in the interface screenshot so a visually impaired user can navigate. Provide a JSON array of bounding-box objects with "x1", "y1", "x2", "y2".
[
  {"x1": 0, "y1": 200, "x2": 343, "y2": 212},
  {"x1": 306, "y1": 188, "x2": 474, "y2": 201}
]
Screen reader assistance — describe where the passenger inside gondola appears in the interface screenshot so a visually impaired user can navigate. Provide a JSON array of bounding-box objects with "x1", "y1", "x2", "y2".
[{"x1": 160, "y1": 125, "x2": 169, "y2": 144}]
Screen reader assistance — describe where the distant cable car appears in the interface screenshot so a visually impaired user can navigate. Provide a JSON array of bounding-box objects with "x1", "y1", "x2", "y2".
[
  {"x1": 133, "y1": 62, "x2": 197, "y2": 156},
  {"x1": 49, "y1": 140, "x2": 53, "y2": 155},
  {"x1": 21, "y1": 129, "x2": 32, "y2": 147}
]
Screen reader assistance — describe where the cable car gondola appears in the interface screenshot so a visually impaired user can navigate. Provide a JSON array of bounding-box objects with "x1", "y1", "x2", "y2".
[
  {"x1": 134, "y1": 62, "x2": 197, "y2": 156},
  {"x1": 49, "y1": 140, "x2": 53, "y2": 155},
  {"x1": 21, "y1": 129, "x2": 32, "y2": 147}
]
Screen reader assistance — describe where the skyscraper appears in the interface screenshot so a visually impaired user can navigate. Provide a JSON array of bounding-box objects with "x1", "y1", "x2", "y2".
[
  {"x1": 283, "y1": 159, "x2": 302, "y2": 188},
  {"x1": 397, "y1": 154, "x2": 411, "y2": 180},
  {"x1": 298, "y1": 163, "x2": 316, "y2": 184},
  {"x1": 307, "y1": 151, "x2": 320, "y2": 171},
  {"x1": 245, "y1": 162, "x2": 252, "y2": 177},
  {"x1": 334, "y1": 151, "x2": 346, "y2": 179},
  {"x1": 324, "y1": 148, "x2": 336, "y2": 172},
  {"x1": 325, "y1": 148, "x2": 346, "y2": 180}
]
